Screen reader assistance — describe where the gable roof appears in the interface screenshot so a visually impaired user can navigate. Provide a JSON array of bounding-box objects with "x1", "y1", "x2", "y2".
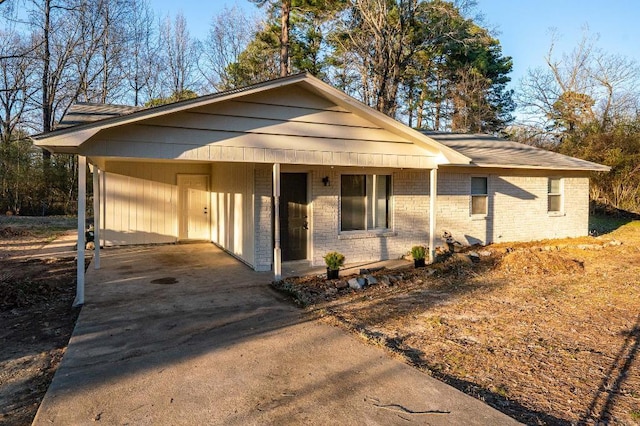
[
  {"x1": 34, "y1": 73, "x2": 470, "y2": 166},
  {"x1": 423, "y1": 132, "x2": 610, "y2": 172}
]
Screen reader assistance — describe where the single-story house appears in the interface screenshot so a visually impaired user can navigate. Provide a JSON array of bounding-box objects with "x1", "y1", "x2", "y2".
[{"x1": 32, "y1": 73, "x2": 609, "y2": 305}]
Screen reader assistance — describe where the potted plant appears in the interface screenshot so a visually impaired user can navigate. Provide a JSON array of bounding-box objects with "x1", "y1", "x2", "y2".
[
  {"x1": 411, "y1": 245, "x2": 426, "y2": 268},
  {"x1": 323, "y1": 251, "x2": 345, "y2": 279}
]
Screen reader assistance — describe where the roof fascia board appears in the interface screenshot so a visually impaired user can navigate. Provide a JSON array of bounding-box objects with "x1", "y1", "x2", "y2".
[
  {"x1": 34, "y1": 127, "x2": 101, "y2": 148},
  {"x1": 443, "y1": 162, "x2": 611, "y2": 172}
]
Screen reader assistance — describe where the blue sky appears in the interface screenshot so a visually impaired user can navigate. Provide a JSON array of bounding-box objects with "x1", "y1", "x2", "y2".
[{"x1": 150, "y1": 0, "x2": 640, "y2": 90}]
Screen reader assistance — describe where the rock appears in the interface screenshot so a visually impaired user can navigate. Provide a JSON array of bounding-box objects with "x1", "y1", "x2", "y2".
[
  {"x1": 359, "y1": 266, "x2": 385, "y2": 274},
  {"x1": 358, "y1": 277, "x2": 366, "y2": 287},
  {"x1": 348, "y1": 278, "x2": 363, "y2": 290},
  {"x1": 365, "y1": 275, "x2": 378, "y2": 285},
  {"x1": 608, "y1": 240, "x2": 622, "y2": 246},
  {"x1": 468, "y1": 251, "x2": 480, "y2": 263},
  {"x1": 425, "y1": 268, "x2": 436, "y2": 276},
  {"x1": 379, "y1": 275, "x2": 391, "y2": 286},
  {"x1": 577, "y1": 244, "x2": 602, "y2": 250},
  {"x1": 478, "y1": 250, "x2": 492, "y2": 257},
  {"x1": 335, "y1": 280, "x2": 348, "y2": 289}
]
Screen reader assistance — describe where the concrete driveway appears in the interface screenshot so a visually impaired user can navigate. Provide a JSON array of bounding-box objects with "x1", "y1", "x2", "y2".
[{"x1": 33, "y1": 243, "x2": 518, "y2": 425}]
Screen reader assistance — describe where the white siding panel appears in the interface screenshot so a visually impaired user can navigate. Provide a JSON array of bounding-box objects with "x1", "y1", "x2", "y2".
[
  {"x1": 80, "y1": 85, "x2": 438, "y2": 168},
  {"x1": 142, "y1": 112, "x2": 407, "y2": 143},
  {"x1": 211, "y1": 163, "x2": 256, "y2": 267},
  {"x1": 102, "y1": 171, "x2": 177, "y2": 245},
  {"x1": 101, "y1": 162, "x2": 209, "y2": 246}
]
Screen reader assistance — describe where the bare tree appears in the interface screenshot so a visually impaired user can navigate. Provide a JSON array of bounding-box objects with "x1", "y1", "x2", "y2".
[
  {"x1": 159, "y1": 12, "x2": 199, "y2": 96},
  {"x1": 123, "y1": 0, "x2": 158, "y2": 105},
  {"x1": 518, "y1": 31, "x2": 639, "y2": 135},
  {"x1": 0, "y1": 29, "x2": 37, "y2": 144},
  {"x1": 200, "y1": 5, "x2": 258, "y2": 91}
]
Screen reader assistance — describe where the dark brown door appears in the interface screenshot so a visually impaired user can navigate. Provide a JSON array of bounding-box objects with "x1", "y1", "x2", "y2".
[{"x1": 280, "y1": 173, "x2": 308, "y2": 261}]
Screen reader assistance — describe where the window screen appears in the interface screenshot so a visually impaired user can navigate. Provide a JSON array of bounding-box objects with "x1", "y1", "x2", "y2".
[
  {"x1": 548, "y1": 177, "x2": 562, "y2": 212},
  {"x1": 471, "y1": 177, "x2": 488, "y2": 215}
]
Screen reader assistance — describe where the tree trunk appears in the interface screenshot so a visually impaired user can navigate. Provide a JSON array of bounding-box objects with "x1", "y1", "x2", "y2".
[
  {"x1": 416, "y1": 89, "x2": 425, "y2": 129},
  {"x1": 280, "y1": 0, "x2": 291, "y2": 77},
  {"x1": 42, "y1": 0, "x2": 52, "y2": 164}
]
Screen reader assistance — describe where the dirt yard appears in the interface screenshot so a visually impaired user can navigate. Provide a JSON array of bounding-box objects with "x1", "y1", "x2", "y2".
[
  {"x1": 0, "y1": 216, "x2": 80, "y2": 426},
  {"x1": 276, "y1": 218, "x2": 640, "y2": 425}
]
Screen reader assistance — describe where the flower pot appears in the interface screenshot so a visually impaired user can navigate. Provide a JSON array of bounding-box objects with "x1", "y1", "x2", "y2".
[
  {"x1": 414, "y1": 258, "x2": 426, "y2": 268},
  {"x1": 326, "y1": 268, "x2": 339, "y2": 280}
]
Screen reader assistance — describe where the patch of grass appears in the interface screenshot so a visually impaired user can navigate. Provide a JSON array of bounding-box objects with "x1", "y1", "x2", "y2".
[
  {"x1": 630, "y1": 410, "x2": 640, "y2": 421},
  {"x1": 589, "y1": 214, "x2": 632, "y2": 234},
  {"x1": 0, "y1": 216, "x2": 76, "y2": 240}
]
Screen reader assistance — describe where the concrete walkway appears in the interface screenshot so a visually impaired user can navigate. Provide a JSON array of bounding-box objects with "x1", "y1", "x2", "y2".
[{"x1": 33, "y1": 243, "x2": 519, "y2": 425}]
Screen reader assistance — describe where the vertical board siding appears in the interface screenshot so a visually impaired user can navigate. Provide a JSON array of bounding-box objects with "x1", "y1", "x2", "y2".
[
  {"x1": 211, "y1": 162, "x2": 256, "y2": 267},
  {"x1": 102, "y1": 161, "x2": 210, "y2": 245},
  {"x1": 103, "y1": 171, "x2": 177, "y2": 245}
]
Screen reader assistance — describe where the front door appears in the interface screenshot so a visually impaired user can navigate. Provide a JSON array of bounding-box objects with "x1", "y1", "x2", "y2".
[
  {"x1": 280, "y1": 173, "x2": 308, "y2": 261},
  {"x1": 178, "y1": 175, "x2": 210, "y2": 240}
]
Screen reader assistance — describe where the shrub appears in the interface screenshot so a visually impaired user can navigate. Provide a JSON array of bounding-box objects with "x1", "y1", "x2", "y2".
[
  {"x1": 411, "y1": 245, "x2": 426, "y2": 260},
  {"x1": 323, "y1": 251, "x2": 345, "y2": 270}
]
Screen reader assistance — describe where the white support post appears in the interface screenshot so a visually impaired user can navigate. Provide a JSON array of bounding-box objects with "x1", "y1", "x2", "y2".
[
  {"x1": 92, "y1": 164, "x2": 100, "y2": 269},
  {"x1": 273, "y1": 163, "x2": 281, "y2": 280},
  {"x1": 101, "y1": 168, "x2": 106, "y2": 249},
  {"x1": 429, "y1": 167, "x2": 438, "y2": 264},
  {"x1": 74, "y1": 155, "x2": 86, "y2": 307}
]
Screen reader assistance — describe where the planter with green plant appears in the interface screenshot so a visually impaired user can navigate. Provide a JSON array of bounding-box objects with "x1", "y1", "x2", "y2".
[
  {"x1": 411, "y1": 245, "x2": 426, "y2": 268},
  {"x1": 323, "y1": 251, "x2": 345, "y2": 279}
]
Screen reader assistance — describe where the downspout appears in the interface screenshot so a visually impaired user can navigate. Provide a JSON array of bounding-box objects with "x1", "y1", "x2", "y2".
[{"x1": 429, "y1": 167, "x2": 438, "y2": 264}]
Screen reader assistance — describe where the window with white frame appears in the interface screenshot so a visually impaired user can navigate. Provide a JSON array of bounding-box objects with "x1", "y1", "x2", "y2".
[
  {"x1": 470, "y1": 176, "x2": 488, "y2": 215},
  {"x1": 548, "y1": 177, "x2": 563, "y2": 212},
  {"x1": 341, "y1": 174, "x2": 391, "y2": 231}
]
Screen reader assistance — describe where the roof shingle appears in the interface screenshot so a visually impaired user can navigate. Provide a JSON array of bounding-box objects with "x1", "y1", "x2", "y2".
[
  {"x1": 56, "y1": 103, "x2": 143, "y2": 129},
  {"x1": 423, "y1": 131, "x2": 609, "y2": 172}
]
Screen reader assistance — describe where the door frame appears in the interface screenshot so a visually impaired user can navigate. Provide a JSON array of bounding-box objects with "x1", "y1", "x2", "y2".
[
  {"x1": 177, "y1": 174, "x2": 211, "y2": 241},
  {"x1": 279, "y1": 171, "x2": 312, "y2": 262}
]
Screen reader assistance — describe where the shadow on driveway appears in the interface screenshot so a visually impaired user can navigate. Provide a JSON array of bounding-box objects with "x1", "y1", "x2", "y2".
[{"x1": 33, "y1": 243, "x2": 519, "y2": 425}]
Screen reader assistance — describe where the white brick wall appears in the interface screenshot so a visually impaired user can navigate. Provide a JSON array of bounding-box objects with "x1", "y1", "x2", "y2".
[
  {"x1": 254, "y1": 164, "x2": 273, "y2": 271},
  {"x1": 252, "y1": 165, "x2": 592, "y2": 270},
  {"x1": 436, "y1": 169, "x2": 590, "y2": 246}
]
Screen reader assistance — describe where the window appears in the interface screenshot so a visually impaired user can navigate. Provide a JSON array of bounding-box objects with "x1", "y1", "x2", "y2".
[
  {"x1": 341, "y1": 174, "x2": 391, "y2": 231},
  {"x1": 548, "y1": 177, "x2": 563, "y2": 213},
  {"x1": 470, "y1": 177, "x2": 488, "y2": 215}
]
